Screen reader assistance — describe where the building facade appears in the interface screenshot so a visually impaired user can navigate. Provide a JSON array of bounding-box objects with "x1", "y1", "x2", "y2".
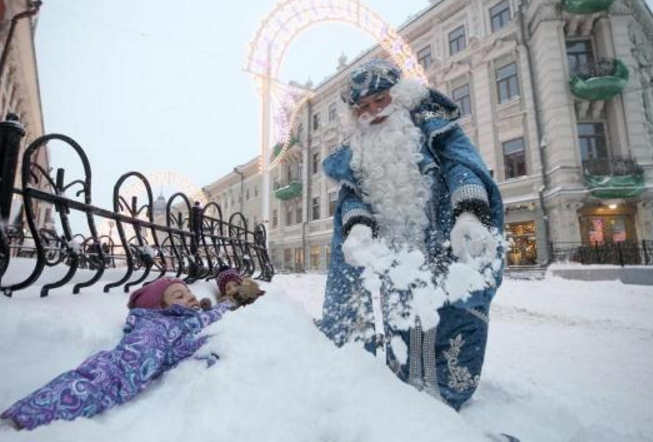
[
  {"x1": 206, "y1": 0, "x2": 653, "y2": 272},
  {"x1": 1, "y1": 0, "x2": 49, "y2": 229}
]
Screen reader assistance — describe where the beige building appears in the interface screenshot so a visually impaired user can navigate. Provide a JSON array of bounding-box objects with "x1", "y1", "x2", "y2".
[
  {"x1": 206, "y1": 0, "x2": 653, "y2": 271},
  {"x1": 1, "y1": 0, "x2": 49, "y2": 228},
  {"x1": 203, "y1": 157, "x2": 263, "y2": 233}
]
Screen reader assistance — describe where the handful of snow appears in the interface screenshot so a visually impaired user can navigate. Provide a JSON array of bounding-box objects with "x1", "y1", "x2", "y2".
[{"x1": 343, "y1": 222, "x2": 501, "y2": 331}]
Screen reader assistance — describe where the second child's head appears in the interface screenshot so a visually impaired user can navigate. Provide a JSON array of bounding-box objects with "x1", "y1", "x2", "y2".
[{"x1": 216, "y1": 267, "x2": 264, "y2": 306}]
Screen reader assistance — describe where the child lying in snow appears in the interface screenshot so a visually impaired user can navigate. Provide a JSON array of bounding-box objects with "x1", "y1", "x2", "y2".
[{"x1": 0, "y1": 273, "x2": 264, "y2": 431}]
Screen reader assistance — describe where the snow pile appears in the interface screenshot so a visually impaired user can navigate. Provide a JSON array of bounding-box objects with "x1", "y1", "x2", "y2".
[
  {"x1": 0, "y1": 260, "x2": 484, "y2": 442},
  {"x1": 1, "y1": 259, "x2": 653, "y2": 442}
]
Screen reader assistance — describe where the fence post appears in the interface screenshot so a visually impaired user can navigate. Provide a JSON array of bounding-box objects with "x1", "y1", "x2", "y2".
[
  {"x1": 642, "y1": 240, "x2": 649, "y2": 266},
  {"x1": 617, "y1": 242, "x2": 624, "y2": 267},
  {"x1": 0, "y1": 114, "x2": 25, "y2": 223}
]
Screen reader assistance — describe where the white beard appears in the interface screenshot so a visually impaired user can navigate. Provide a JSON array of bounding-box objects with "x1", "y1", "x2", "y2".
[{"x1": 348, "y1": 100, "x2": 432, "y2": 249}]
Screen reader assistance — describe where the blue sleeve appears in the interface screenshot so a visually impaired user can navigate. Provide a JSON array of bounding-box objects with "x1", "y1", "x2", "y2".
[
  {"x1": 339, "y1": 185, "x2": 378, "y2": 238},
  {"x1": 432, "y1": 125, "x2": 495, "y2": 226}
]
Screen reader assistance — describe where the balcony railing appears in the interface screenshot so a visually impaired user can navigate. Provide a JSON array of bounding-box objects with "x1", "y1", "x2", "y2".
[
  {"x1": 582, "y1": 157, "x2": 645, "y2": 199},
  {"x1": 551, "y1": 241, "x2": 653, "y2": 266},
  {"x1": 569, "y1": 58, "x2": 629, "y2": 101}
]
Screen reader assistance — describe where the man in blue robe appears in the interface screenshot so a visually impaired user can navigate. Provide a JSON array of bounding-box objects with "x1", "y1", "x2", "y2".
[{"x1": 320, "y1": 59, "x2": 504, "y2": 411}]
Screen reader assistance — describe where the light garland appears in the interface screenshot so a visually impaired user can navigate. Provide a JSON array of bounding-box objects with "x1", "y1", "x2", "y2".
[{"x1": 246, "y1": 0, "x2": 429, "y2": 172}]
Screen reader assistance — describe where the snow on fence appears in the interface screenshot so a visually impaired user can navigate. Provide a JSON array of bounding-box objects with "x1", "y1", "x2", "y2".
[{"x1": 0, "y1": 114, "x2": 273, "y2": 297}]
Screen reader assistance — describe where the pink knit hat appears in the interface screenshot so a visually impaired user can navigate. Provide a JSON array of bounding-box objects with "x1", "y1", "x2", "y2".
[
  {"x1": 216, "y1": 268, "x2": 242, "y2": 295},
  {"x1": 128, "y1": 277, "x2": 187, "y2": 309}
]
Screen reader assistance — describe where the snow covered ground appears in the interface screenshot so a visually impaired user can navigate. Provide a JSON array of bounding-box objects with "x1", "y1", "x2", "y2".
[{"x1": 0, "y1": 259, "x2": 652, "y2": 441}]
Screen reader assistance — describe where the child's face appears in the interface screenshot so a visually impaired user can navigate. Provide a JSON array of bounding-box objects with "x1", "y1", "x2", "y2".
[
  {"x1": 162, "y1": 283, "x2": 200, "y2": 309},
  {"x1": 225, "y1": 280, "x2": 241, "y2": 298}
]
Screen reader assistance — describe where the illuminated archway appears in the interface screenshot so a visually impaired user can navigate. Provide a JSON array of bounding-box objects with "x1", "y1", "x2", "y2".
[{"x1": 245, "y1": 0, "x2": 428, "y2": 228}]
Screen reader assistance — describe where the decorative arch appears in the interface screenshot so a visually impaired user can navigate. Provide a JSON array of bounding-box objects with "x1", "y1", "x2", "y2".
[{"x1": 245, "y1": 0, "x2": 428, "y2": 227}]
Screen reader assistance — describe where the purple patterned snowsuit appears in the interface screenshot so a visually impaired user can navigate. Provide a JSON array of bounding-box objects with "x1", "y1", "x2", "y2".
[{"x1": 1, "y1": 302, "x2": 233, "y2": 430}]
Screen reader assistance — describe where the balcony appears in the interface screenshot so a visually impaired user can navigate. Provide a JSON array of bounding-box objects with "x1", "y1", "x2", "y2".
[
  {"x1": 569, "y1": 59, "x2": 629, "y2": 101},
  {"x1": 272, "y1": 136, "x2": 301, "y2": 163},
  {"x1": 562, "y1": 0, "x2": 614, "y2": 14},
  {"x1": 274, "y1": 181, "x2": 302, "y2": 200},
  {"x1": 582, "y1": 157, "x2": 645, "y2": 199}
]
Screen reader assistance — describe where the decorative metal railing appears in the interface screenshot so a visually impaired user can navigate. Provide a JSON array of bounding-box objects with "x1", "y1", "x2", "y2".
[
  {"x1": 0, "y1": 115, "x2": 273, "y2": 297},
  {"x1": 550, "y1": 241, "x2": 653, "y2": 266},
  {"x1": 569, "y1": 58, "x2": 629, "y2": 101}
]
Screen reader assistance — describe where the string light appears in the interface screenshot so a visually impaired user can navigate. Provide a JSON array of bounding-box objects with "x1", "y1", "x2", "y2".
[{"x1": 245, "y1": 0, "x2": 429, "y2": 174}]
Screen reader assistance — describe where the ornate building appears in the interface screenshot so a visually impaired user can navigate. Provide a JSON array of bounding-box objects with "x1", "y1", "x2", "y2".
[
  {"x1": 207, "y1": 0, "x2": 653, "y2": 271},
  {"x1": 1, "y1": 0, "x2": 49, "y2": 229}
]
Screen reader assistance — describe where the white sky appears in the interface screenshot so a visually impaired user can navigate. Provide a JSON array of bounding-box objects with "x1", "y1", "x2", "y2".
[{"x1": 34, "y1": 0, "x2": 430, "y2": 210}]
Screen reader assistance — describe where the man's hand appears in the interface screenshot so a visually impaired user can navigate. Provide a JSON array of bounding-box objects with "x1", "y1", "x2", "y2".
[
  {"x1": 450, "y1": 212, "x2": 497, "y2": 265},
  {"x1": 343, "y1": 224, "x2": 374, "y2": 267}
]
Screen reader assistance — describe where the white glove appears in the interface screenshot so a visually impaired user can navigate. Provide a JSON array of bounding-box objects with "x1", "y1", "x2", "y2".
[
  {"x1": 450, "y1": 212, "x2": 497, "y2": 265},
  {"x1": 343, "y1": 224, "x2": 374, "y2": 267}
]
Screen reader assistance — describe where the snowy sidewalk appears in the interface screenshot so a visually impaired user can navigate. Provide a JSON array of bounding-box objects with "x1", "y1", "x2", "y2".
[{"x1": 1, "y1": 262, "x2": 652, "y2": 441}]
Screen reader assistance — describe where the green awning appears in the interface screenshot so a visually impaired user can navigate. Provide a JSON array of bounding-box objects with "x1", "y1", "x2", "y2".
[
  {"x1": 274, "y1": 181, "x2": 302, "y2": 200},
  {"x1": 570, "y1": 59, "x2": 629, "y2": 101},
  {"x1": 562, "y1": 0, "x2": 614, "y2": 14},
  {"x1": 585, "y1": 173, "x2": 645, "y2": 199}
]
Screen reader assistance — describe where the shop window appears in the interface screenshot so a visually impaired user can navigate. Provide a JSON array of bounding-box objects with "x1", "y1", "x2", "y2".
[
  {"x1": 310, "y1": 245, "x2": 321, "y2": 271},
  {"x1": 506, "y1": 221, "x2": 538, "y2": 266}
]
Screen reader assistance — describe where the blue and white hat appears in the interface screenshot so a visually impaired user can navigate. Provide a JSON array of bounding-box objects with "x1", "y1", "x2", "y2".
[{"x1": 341, "y1": 59, "x2": 401, "y2": 106}]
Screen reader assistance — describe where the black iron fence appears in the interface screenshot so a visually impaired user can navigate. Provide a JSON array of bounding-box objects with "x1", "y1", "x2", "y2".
[
  {"x1": 550, "y1": 241, "x2": 653, "y2": 267},
  {"x1": 0, "y1": 116, "x2": 273, "y2": 297}
]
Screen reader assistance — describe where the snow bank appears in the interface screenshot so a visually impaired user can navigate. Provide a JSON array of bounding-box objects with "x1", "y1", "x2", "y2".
[{"x1": 1, "y1": 260, "x2": 652, "y2": 442}]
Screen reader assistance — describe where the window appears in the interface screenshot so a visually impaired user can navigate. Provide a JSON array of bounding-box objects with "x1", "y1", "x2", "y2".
[
  {"x1": 297, "y1": 123, "x2": 304, "y2": 140},
  {"x1": 295, "y1": 200, "x2": 303, "y2": 224},
  {"x1": 449, "y1": 25, "x2": 466, "y2": 55},
  {"x1": 451, "y1": 84, "x2": 471, "y2": 117},
  {"x1": 284, "y1": 249, "x2": 293, "y2": 270},
  {"x1": 417, "y1": 46, "x2": 432, "y2": 70},
  {"x1": 312, "y1": 196, "x2": 320, "y2": 220},
  {"x1": 577, "y1": 123, "x2": 608, "y2": 161},
  {"x1": 286, "y1": 203, "x2": 293, "y2": 225},
  {"x1": 490, "y1": 0, "x2": 511, "y2": 32},
  {"x1": 328, "y1": 103, "x2": 337, "y2": 122},
  {"x1": 503, "y1": 138, "x2": 527, "y2": 179},
  {"x1": 312, "y1": 151, "x2": 321, "y2": 175},
  {"x1": 566, "y1": 40, "x2": 593, "y2": 76},
  {"x1": 310, "y1": 245, "x2": 321, "y2": 271},
  {"x1": 496, "y1": 62, "x2": 519, "y2": 103},
  {"x1": 294, "y1": 247, "x2": 304, "y2": 272},
  {"x1": 313, "y1": 113, "x2": 320, "y2": 130},
  {"x1": 328, "y1": 191, "x2": 337, "y2": 217},
  {"x1": 246, "y1": 189, "x2": 250, "y2": 201},
  {"x1": 254, "y1": 185, "x2": 259, "y2": 197},
  {"x1": 272, "y1": 209, "x2": 278, "y2": 228},
  {"x1": 273, "y1": 177, "x2": 280, "y2": 190}
]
